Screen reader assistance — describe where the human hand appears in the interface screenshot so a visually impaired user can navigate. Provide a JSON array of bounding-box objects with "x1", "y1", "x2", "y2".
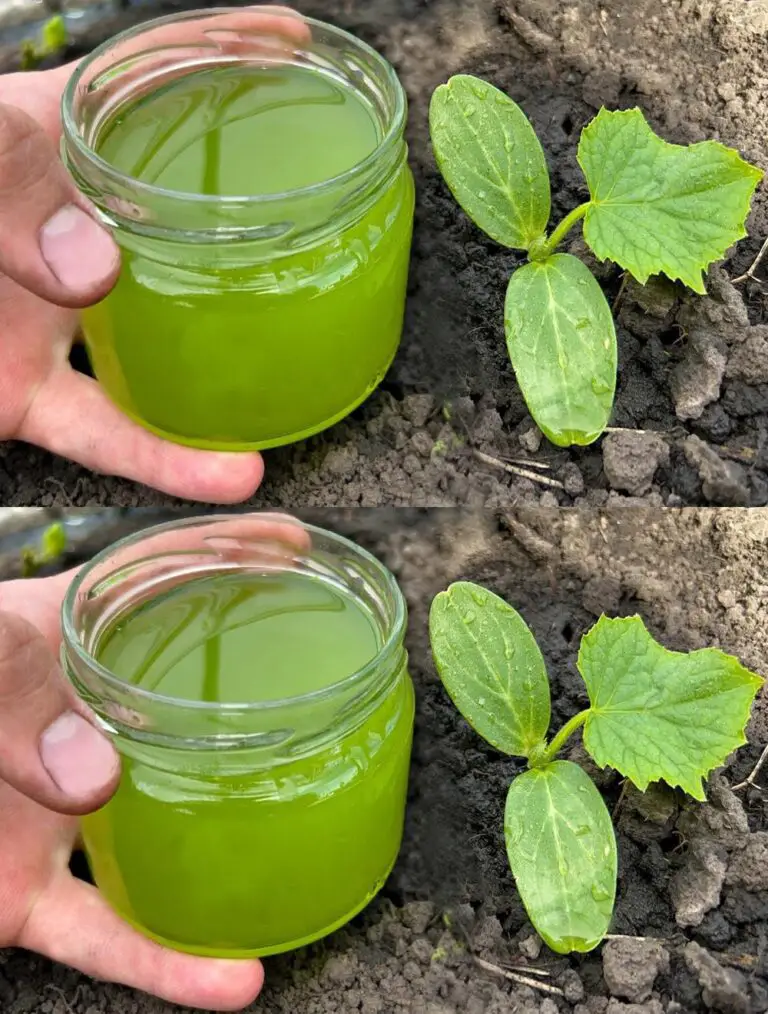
[
  {"x1": 0, "y1": 571, "x2": 264, "y2": 1010},
  {"x1": 0, "y1": 4, "x2": 313, "y2": 501}
]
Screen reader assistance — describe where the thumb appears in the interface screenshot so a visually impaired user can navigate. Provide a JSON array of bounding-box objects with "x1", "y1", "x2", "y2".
[
  {"x1": 0, "y1": 102, "x2": 119, "y2": 307},
  {"x1": 0, "y1": 611, "x2": 119, "y2": 814}
]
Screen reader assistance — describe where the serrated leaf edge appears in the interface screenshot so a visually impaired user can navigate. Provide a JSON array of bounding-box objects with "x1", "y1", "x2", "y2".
[
  {"x1": 577, "y1": 107, "x2": 764, "y2": 294},
  {"x1": 578, "y1": 614, "x2": 764, "y2": 800}
]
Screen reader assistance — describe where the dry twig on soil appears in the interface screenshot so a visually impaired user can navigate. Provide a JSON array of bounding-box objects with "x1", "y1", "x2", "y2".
[
  {"x1": 732, "y1": 235, "x2": 768, "y2": 285},
  {"x1": 474, "y1": 450, "x2": 564, "y2": 490},
  {"x1": 473, "y1": 956, "x2": 564, "y2": 996},
  {"x1": 732, "y1": 742, "x2": 768, "y2": 791}
]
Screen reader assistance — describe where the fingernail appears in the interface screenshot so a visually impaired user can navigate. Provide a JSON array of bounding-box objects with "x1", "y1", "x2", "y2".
[
  {"x1": 40, "y1": 711, "x2": 118, "y2": 800},
  {"x1": 40, "y1": 205, "x2": 119, "y2": 293}
]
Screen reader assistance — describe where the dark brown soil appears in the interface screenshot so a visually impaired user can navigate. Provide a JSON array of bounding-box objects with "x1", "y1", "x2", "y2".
[
  {"x1": 1, "y1": 506, "x2": 767, "y2": 1014},
  {"x1": 1, "y1": 0, "x2": 768, "y2": 507}
]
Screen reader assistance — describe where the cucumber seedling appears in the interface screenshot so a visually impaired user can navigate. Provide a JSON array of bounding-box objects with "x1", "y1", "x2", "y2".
[
  {"x1": 21, "y1": 522, "x2": 67, "y2": 577},
  {"x1": 429, "y1": 76, "x2": 763, "y2": 447},
  {"x1": 429, "y1": 581, "x2": 763, "y2": 953}
]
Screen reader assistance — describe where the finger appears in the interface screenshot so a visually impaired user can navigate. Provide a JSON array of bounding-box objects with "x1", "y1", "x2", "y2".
[
  {"x1": 0, "y1": 569, "x2": 79, "y2": 650},
  {"x1": 0, "y1": 103, "x2": 119, "y2": 307},
  {"x1": 0, "y1": 611, "x2": 119, "y2": 815},
  {"x1": 0, "y1": 62, "x2": 78, "y2": 141},
  {"x1": 19, "y1": 368, "x2": 264, "y2": 503},
  {"x1": 21, "y1": 875, "x2": 264, "y2": 1012}
]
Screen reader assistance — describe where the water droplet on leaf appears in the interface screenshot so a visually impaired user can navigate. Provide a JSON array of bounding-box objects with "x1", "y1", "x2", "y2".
[
  {"x1": 470, "y1": 589, "x2": 488, "y2": 607},
  {"x1": 591, "y1": 885, "x2": 611, "y2": 902},
  {"x1": 463, "y1": 610, "x2": 476, "y2": 625},
  {"x1": 478, "y1": 696, "x2": 486, "y2": 706},
  {"x1": 576, "y1": 318, "x2": 590, "y2": 330},
  {"x1": 591, "y1": 378, "x2": 611, "y2": 395},
  {"x1": 470, "y1": 82, "x2": 488, "y2": 100},
  {"x1": 575, "y1": 825, "x2": 591, "y2": 838}
]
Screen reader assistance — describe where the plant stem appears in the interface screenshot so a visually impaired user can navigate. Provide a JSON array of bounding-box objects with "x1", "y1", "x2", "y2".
[
  {"x1": 538, "y1": 203, "x2": 589, "y2": 259},
  {"x1": 533, "y1": 710, "x2": 589, "y2": 767}
]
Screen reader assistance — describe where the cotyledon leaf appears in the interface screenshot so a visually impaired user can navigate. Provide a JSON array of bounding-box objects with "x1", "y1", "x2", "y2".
[
  {"x1": 429, "y1": 74, "x2": 551, "y2": 250},
  {"x1": 578, "y1": 615, "x2": 764, "y2": 800},
  {"x1": 429, "y1": 582, "x2": 550, "y2": 757},
  {"x1": 578, "y1": 107, "x2": 764, "y2": 294},
  {"x1": 505, "y1": 760, "x2": 617, "y2": 954},
  {"x1": 504, "y1": 253, "x2": 617, "y2": 447}
]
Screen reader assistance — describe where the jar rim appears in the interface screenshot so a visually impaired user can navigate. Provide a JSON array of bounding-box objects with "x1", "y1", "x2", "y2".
[
  {"x1": 61, "y1": 513, "x2": 408, "y2": 715},
  {"x1": 61, "y1": 6, "x2": 407, "y2": 208}
]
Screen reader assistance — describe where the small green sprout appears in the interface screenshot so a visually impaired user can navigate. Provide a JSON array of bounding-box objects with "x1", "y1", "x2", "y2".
[
  {"x1": 429, "y1": 75, "x2": 763, "y2": 447},
  {"x1": 429, "y1": 581, "x2": 763, "y2": 954},
  {"x1": 21, "y1": 522, "x2": 67, "y2": 577},
  {"x1": 20, "y1": 15, "x2": 68, "y2": 70}
]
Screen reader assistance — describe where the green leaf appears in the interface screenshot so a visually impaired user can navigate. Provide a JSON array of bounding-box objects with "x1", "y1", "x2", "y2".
[
  {"x1": 41, "y1": 15, "x2": 67, "y2": 54},
  {"x1": 429, "y1": 582, "x2": 550, "y2": 757},
  {"x1": 578, "y1": 107, "x2": 764, "y2": 294},
  {"x1": 505, "y1": 253, "x2": 616, "y2": 446},
  {"x1": 579, "y1": 615, "x2": 764, "y2": 800},
  {"x1": 505, "y1": 760, "x2": 616, "y2": 954},
  {"x1": 429, "y1": 75, "x2": 551, "y2": 250},
  {"x1": 42, "y1": 523, "x2": 66, "y2": 560}
]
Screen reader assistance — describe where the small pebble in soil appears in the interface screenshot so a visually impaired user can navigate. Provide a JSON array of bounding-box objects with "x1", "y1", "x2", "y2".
[
  {"x1": 397, "y1": 904, "x2": 434, "y2": 932},
  {"x1": 670, "y1": 838, "x2": 727, "y2": 927},
  {"x1": 562, "y1": 969, "x2": 587, "y2": 1003},
  {"x1": 519, "y1": 426, "x2": 543, "y2": 453},
  {"x1": 682, "y1": 435, "x2": 750, "y2": 505},
  {"x1": 725, "y1": 831, "x2": 768, "y2": 891},
  {"x1": 323, "y1": 444, "x2": 359, "y2": 476},
  {"x1": 519, "y1": 933, "x2": 543, "y2": 960},
  {"x1": 472, "y1": 915, "x2": 503, "y2": 951},
  {"x1": 684, "y1": 941, "x2": 750, "y2": 1014},
  {"x1": 561, "y1": 461, "x2": 586, "y2": 496},
  {"x1": 602, "y1": 431, "x2": 670, "y2": 496},
  {"x1": 602, "y1": 936, "x2": 670, "y2": 1003},
  {"x1": 670, "y1": 331, "x2": 727, "y2": 421},
  {"x1": 402, "y1": 394, "x2": 435, "y2": 428}
]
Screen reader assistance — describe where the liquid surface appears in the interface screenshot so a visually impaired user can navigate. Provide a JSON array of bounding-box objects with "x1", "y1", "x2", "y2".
[
  {"x1": 83, "y1": 63, "x2": 414, "y2": 450},
  {"x1": 98, "y1": 65, "x2": 380, "y2": 196},
  {"x1": 83, "y1": 570, "x2": 414, "y2": 956},
  {"x1": 97, "y1": 570, "x2": 381, "y2": 702}
]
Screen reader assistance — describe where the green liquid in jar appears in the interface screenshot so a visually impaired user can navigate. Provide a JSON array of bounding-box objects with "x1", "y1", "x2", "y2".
[
  {"x1": 81, "y1": 63, "x2": 414, "y2": 449},
  {"x1": 82, "y1": 569, "x2": 414, "y2": 956}
]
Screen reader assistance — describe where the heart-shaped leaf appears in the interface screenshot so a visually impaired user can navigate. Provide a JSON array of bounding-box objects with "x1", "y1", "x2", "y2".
[
  {"x1": 505, "y1": 760, "x2": 617, "y2": 954},
  {"x1": 579, "y1": 107, "x2": 764, "y2": 294},
  {"x1": 504, "y1": 253, "x2": 616, "y2": 446},
  {"x1": 430, "y1": 75, "x2": 551, "y2": 250},
  {"x1": 429, "y1": 582, "x2": 550, "y2": 757},
  {"x1": 579, "y1": 615, "x2": 764, "y2": 799}
]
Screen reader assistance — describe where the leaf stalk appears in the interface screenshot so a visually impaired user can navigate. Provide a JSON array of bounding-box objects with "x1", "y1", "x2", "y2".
[
  {"x1": 532, "y1": 203, "x2": 590, "y2": 261},
  {"x1": 533, "y1": 709, "x2": 589, "y2": 767}
]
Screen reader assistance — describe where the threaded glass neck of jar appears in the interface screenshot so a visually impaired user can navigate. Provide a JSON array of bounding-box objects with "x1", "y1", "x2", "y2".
[
  {"x1": 61, "y1": 513, "x2": 407, "y2": 753},
  {"x1": 60, "y1": 7, "x2": 407, "y2": 244}
]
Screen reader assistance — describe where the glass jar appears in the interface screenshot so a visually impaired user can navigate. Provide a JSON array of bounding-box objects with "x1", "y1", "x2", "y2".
[
  {"x1": 61, "y1": 9, "x2": 414, "y2": 450},
  {"x1": 61, "y1": 514, "x2": 414, "y2": 957}
]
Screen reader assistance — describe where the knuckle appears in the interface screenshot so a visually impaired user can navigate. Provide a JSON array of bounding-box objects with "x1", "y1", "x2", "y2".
[{"x1": 0, "y1": 103, "x2": 58, "y2": 199}]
